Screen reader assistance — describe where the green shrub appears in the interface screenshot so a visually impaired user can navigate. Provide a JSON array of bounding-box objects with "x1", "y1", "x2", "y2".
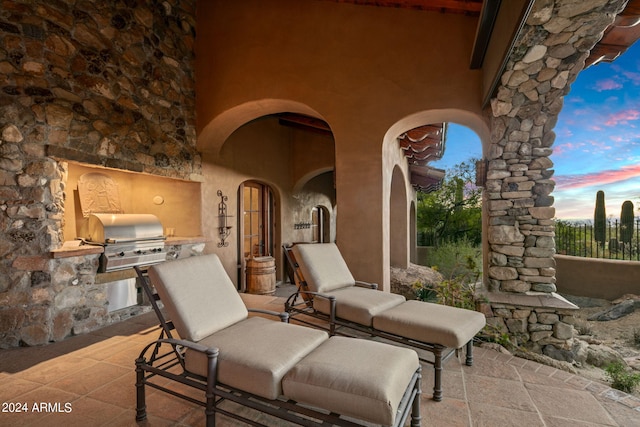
[
  {"x1": 434, "y1": 274, "x2": 478, "y2": 310},
  {"x1": 426, "y1": 238, "x2": 482, "y2": 280},
  {"x1": 414, "y1": 277, "x2": 480, "y2": 311},
  {"x1": 481, "y1": 323, "x2": 514, "y2": 350},
  {"x1": 414, "y1": 242, "x2": 483, "y2": 311},
  {"x1": 605, "y1": 361, "x2": 640, "y2": 394},
  {"x1": 412, "y1": 281, "x2": 438, "y2": 303}
]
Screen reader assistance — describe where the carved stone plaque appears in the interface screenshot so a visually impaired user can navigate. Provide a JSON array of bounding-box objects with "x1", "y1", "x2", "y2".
[{"x1": 78, "y1": 172, "x2": 123, "y2": 217}]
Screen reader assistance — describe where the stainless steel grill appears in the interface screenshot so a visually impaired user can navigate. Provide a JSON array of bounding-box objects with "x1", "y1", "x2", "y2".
[{"x1": 80, "y1": 213, "x2": 166, "y2": 272}]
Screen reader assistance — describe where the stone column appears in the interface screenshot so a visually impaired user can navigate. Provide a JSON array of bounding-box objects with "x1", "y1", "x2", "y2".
[
  {"x1": 486, "y1": 0, "x2": 627, "y2": 296},
  {"x1": 481, "y1": 0, "x2": 628, "y2": 355}
]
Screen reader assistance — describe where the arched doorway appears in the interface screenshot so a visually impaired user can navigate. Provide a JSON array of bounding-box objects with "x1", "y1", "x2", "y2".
[
  {"x1": 390, "y1": 165, "x2": 408, "y2": 268},
  {"x1": 312, "y1": 205, "x2": 331, "y2": 243},
  {"x1": 239, "y1": 181, "x2": 274, "y2": 258},
  {"x1": 238, "y1": 180, "x2": 275, "y2": 289},
  {"x1": 410, "y1": 200, "x2": 417, "y2": 263},
  {"x1": 383, "y1": 110, "x2": 489, "y2": 287}
]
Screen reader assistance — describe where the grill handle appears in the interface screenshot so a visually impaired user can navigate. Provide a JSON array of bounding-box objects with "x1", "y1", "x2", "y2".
[{"x1": 105, "y1": 236, "x2": 167, "y2": 244}]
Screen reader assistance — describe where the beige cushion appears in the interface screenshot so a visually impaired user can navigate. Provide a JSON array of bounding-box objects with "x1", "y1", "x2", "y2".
[
  {"x1": 313, "y1": 286, "x2": 405, "y2": 326},
  {"x1": 291, "y1": 243, "x2": 355, "y2": 293},
  {"x1": 373, "y1": 300, "x2": 487, "y2": 349},
  {"x1": 282, "y1": 336, "x2": 419, "y2": 426},
  {"x1": 186, "y1": 316, "x2": 328, "y2": 400},
  {"x1": 148, "y1": 254, "x2": 248, "y2": 342}
]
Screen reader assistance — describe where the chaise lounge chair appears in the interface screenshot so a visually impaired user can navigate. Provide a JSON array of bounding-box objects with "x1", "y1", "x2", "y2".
[
  {"x1": 284, "y1": 243, "x2": 486, "y2": 402},
  {"x1": 134, "y1": 254, "x2": 422, "y2": 426}
]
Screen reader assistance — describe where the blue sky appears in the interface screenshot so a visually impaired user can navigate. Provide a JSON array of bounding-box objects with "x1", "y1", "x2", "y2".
[{"x1": 434, "y1": 41, "x2": 640, "y2": 221}]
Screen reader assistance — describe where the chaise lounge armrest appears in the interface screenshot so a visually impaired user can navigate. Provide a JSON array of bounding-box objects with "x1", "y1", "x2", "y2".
[
  {"x1": 354, "y1": 280, "x2": 377, "y2": 289},
  {"x1": 285, "y1": 289, "x2": 336, "y2": 308},
  {"x1": 248, "y1": 308, "x2": 289, "y2": 322},
  {"x1": 141, "y1": 337, "x2": 217, "y2": 357}
]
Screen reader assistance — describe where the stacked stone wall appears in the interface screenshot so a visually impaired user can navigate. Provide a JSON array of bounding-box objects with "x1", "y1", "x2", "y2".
[
  {"x1": 0, "y1": 0, "x2": 197, "y2": 347},
  {"x1": 484, "y1": 0, "x2": 628, "y2": 355},
  {"x1": 485, "y1": 303, "x2": 576, "y2": 353}
]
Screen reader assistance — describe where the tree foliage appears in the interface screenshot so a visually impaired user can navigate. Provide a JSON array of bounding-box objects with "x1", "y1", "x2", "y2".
[{"x1": 416, "y1": 159, "x2": 482, "y2": 245}]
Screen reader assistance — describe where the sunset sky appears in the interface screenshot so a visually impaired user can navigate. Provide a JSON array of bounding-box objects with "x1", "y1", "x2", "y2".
[
  {"x1": 551, "y1": 41, "x2": 640, "y2": 221},
  {"x1": 435, "y1": 41, "x2": 640, "y2": 221}
]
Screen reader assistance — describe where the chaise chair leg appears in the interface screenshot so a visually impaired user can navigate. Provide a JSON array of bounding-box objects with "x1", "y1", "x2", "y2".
[
  {"x1": 411, "y1": 367, "x2": 422, "y2": 427},
  {"x1": 205, "y1": 387, "x2": 215, "y2": 427},
  {"x1": 433, "y1": 348, "x2": 443, "y2": 402},
  {"x1": 135, "y1": 357, "x2": 147, "y2": 421},
  {"x1": 465, "y1": 340, "x2": 474, "y2": 366},
  {"x1": 205, "y1": 348, "x2": 219, "y2": 427}
]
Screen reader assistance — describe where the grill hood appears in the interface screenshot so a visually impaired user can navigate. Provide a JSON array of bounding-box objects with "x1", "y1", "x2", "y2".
[{"x1": 81, "y1": 213, "x2": 164, "y2": 244}]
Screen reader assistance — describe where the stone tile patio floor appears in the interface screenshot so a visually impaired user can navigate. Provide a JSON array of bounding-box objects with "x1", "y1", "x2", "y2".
[{"x1": 1, "y1": 291, "x2": 639, "y2": 426}]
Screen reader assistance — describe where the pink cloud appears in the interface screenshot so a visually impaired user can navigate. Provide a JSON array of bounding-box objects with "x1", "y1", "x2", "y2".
[
  {"x1": 552, "y1": 146, "x2": 567, "y2": 156},
  {"x1": 609, "y1": 135, "x2": 626, "y2": 143},
  {"x1": 552, "y1": 141, "x2": 584, "y2": 156},
  {"x1": 593, "y1": 78, "x2": 623, "y2": 91},
  {"x1": 558, "y1": 128, "x2": 573, "y2": 138},
  {"x1": 555, "y1": 164, "x2": 640, "y2": 190},
  {"x1": 572, "y1": 107, "x2": 592, "y2": 116},
  {"x1": 604, "y1": 109, "x2": 640, "y2": 126},
  {"x1": 582, "y1": 139, "x2": 610, "y2": 151},
  {"x1": 621, "y1": 70, "x2": 640, "y2": 85}
]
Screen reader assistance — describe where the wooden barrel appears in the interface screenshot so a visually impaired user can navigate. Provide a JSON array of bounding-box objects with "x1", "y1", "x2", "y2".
[{"x1": 246, "y1": 256, "x2": 276, "y2": 295}]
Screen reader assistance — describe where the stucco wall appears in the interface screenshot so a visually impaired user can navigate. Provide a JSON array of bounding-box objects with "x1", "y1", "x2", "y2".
[
  {"x1": 196, "y1": 0, "x2": 485, "y2": 289},
  {"x1": 555, "y1": 254, "x2": 640, "y2": 301},
  {"x1": 195, "y1": 1, "x2": 484, "y2": 135},
  {"x1": 201, "y1": 117, "x2": 335, "y2": 284}
]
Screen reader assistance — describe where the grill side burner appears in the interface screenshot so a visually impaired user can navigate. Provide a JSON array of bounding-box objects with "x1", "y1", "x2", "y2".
[{"x1": 80, "y1": 214, "x2": 166, "y2": 272}]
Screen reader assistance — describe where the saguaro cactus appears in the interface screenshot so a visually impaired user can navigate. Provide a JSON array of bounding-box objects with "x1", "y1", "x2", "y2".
[
  {"x1": 620, "y1": 200, "x2": 634, "y2": 243},
  {"x1": 594, "y1": 190, "x2": 606, "y2": 248}
]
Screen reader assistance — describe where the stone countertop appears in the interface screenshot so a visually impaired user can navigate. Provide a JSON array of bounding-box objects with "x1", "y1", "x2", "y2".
[
  {"x1": 51, "y1": 236, "x2": 208, "y2": 259},
  {"x1": 165, "y1": 236, "x2": 208, "y2": 246},
  {"x1": 51, "y1": 241, "x2": 103, "y2": 258}
]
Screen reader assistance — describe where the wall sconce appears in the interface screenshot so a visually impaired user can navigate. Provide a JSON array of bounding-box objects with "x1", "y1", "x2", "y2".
[{"x1": 217, "y1": 190, "x2": 232, "y2": 247}]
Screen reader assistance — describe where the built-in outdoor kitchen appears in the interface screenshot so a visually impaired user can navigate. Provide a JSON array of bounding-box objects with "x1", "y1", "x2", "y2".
[
  {"x1": 0, "y1": 0, "x2": 201, "y2": 348},
  {"x1": 49, "y1": 162, "x2": 206, "y2": 337}
]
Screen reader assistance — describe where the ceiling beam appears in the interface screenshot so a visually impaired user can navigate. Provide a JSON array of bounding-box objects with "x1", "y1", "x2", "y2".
[{"x1": 277, "y1": 113, "x2": 332, "y2": 135}]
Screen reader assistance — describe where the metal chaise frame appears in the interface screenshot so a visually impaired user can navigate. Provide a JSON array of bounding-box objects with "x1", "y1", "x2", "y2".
[
  {"x1": 134, "y1": 266, "x2": 422, "y2": 427},
  {"x1": 283, "y1": 245, "x2": 474, "y2": 402}
]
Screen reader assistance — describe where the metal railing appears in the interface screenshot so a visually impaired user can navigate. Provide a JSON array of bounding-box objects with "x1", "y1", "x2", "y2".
[
  {"x1": 419, "y1": 218, "x2": 640, "y2": 261},
  {"x1": 555, "y1": 218, "x2": 640, "y2": 261}
]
